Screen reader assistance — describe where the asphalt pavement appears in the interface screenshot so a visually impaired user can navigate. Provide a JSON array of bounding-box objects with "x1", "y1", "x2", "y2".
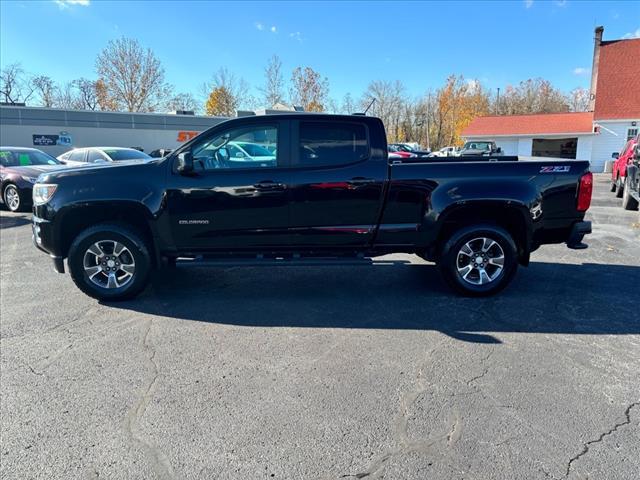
[{"x1": 1, "y1": 174, "x2": 639, "y2": 479}]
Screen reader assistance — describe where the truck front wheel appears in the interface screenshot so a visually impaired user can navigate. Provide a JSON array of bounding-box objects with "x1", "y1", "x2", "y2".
[
  {"x1": 68, "y1": 224, "x2": 152, "y2": 301},
  {"x1": 438, "y1": 224, "x2": 518, "y2": 297}
]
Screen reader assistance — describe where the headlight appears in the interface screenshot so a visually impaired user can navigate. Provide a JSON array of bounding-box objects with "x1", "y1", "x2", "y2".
[
  {"x1": 33, "y1": 184, "x2": 58, "y2": 205},
  {"x1": 21, "y1": 175, "x2": 38, "y2": 184}
]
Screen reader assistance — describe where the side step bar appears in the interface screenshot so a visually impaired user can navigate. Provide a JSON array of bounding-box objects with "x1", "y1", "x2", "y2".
[{"x1": 174, "y1": 255, "x2": 413, "y2": 268}]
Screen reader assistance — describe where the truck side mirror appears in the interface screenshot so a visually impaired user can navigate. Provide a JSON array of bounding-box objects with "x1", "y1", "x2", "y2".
[
  {"x1": 177, "y1": 151, "x2": 194, "y2": 173},
  {"x1": 496, "y1": 147, "x2": 502, "y2": 153},
  {"x1": 611, "y1": 152, "x2": 619, "y2": 159}
]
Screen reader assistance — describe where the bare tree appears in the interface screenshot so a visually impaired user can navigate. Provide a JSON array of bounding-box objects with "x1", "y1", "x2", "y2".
[
  {"x1": 340, "y1": 93, "x2": 356, "y2": 114},
  {"x1": 360, "y1": 80, "x2": 405, "y2": 141},
  {"x1": 290, "y1": 66, "x2": 329, "y2": 111},
  {"x1": 95, "y1": 37, "x2": 171, "y2": 112},
  {"x1": 55, "y1": 82, "x2": 81, "y2": 109},
  {"x1": 31, "y1": 75, "x2": 57, "y2": 107},
  {"x1": 166, "y1": 92, "x2": 199, "y2": 112},
  {"x1": 567, "y1": 87, "x2": 590, "y2": 112},
  {"x1": 0, "y1": 63, "x2": 35, "y2": 104},
  {"x1": 72, "y1": 78, "x2": 99, "y2": 110},
  {"x1": 498, "y1": 78, "x2": 568, "y2": 115},
  {"x1": 260, "y1": 54, "x2": 284, "y2": 107}
]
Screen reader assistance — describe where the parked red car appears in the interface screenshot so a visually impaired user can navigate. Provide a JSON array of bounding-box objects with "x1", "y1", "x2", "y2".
[{"x1": 611, "y1": 137, "x2": 638, "y2": 198}]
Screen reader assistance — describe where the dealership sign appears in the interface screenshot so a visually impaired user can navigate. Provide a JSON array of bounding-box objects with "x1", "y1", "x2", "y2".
[
  {"x1": 177, "y1": 131, "x2": 200, "y2": 142},
  {"x1": 32, "y1": 132, "x2": 73, "y2": 147}
]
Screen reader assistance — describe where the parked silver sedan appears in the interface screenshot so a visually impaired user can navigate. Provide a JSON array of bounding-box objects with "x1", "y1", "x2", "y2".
[{"x1": 58, "y1": 147, "x2": 151, "y2": 165}]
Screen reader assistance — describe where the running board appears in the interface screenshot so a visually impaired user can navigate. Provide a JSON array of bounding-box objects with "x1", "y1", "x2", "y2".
[{"x1": 174, "y1": 255, "x2": 412, "y2": 268}]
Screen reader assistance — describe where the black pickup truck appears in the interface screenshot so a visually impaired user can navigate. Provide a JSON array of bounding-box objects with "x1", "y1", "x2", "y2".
[{"x1": 32, "y1": 114, "x2": 593, "y2": 300}]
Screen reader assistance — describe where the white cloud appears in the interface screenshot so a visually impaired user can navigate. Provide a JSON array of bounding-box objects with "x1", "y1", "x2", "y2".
[
  {"x1": 289, "y1": 31, "x2": 303, "y2": 43},
  {"x1": 623, "y1": 28, "x2": 640, "y2": 39},
  {"x1": 554, "y1": 0, "x2": 567, "y2": 6},
  {"x1": 524, "y1": 0, "x2": 533, "y2": 8},
  {"x1": 573, "y1": 67, "x2": 589, "y2": 75},
  {"x1": 270, "y1": 26, "x2": 277, "y2": 33},
  {"x1": 255, "y1": 21, "x2": 264, "y2": 31},
  {"x1": 54, "y1": 0, "x2": 90, "y2": 8}
]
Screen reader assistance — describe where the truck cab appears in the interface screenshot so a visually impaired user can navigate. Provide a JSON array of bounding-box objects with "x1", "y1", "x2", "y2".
[{"x1": 459, "y1": 140, "x2": 503, "y2": 156}]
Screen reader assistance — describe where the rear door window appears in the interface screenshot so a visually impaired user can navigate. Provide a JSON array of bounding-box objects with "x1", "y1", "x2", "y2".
[
  {"x1": 87, "y1": 150, "x2": 107, "y2": 163},
  {"x1": 68, "y1": 150, "x2": 86, "y2": 162},
  {"x1": 296, "y1": 122, "x2": 369, "y2": 167}
]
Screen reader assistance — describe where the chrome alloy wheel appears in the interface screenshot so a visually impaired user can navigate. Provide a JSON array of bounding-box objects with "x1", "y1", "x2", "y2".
[
  {"x1": 4, "y1": 185, "x2": 20, "y2": 211},
  {"x1": 83, "y1": 240, "x2": 135, "y2": 289},
  {"x1": 456, "y1": 237, "x2": 505, "y2": 286}
]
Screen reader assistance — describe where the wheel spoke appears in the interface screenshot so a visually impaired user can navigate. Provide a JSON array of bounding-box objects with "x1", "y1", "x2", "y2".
[
  {"x1": 482, "y1": 238, "x2": 496, "y2": 252},
  {"x1": 459, "y1": 244, "x2": 474, "y2": 256},
  {"x1": 120, "y1": 264, "x2": 135, "y2": 275},
  {"x1": 478, "y1": 268, "x2": 491, "y2": 284},
  {"x1": 106, "y1": 273, "x2": 119, "y2": 288},
  {"x1": 488, "y1": 255, "x2": 504, "y2": 267},
  {"x1": 84, "y1": 265, "x2": 102, "y2": 279},
  {"x1": 113, "y1": 241, "x2": 126, "y2": 257},
  {"x1": 458, "y1": 264, "x2": 474, "y2": 279},
  {"x1": 87, "y1": 243, "x2": 103, "y2": 257}
]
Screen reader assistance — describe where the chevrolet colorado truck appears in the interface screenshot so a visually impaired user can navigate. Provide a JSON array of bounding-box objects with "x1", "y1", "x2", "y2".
[{"x1": 32, "y1": 114, "x2": 593, "y2": 300}]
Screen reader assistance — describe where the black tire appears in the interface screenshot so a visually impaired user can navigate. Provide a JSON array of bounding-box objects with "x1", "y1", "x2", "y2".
[
  {"x1": 615, "y1": 176, "x2": 624, "y2": 198},
  {"x1": 2, "y1": 183, "x2": 25, "y2": 212},
  {"x1": 68, "y1": 223, "x2": 152, "y2": 301},
  {"x1": 622, "y1": 176, "x2": 639, "y2": 211},
  {"x1": 437, "y1": 224, "x2": 518, "y2": 297}
]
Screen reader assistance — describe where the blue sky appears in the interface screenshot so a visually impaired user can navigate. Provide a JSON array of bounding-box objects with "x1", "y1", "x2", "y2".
[{"x1": 1, "y1": 0, "x2": 639, "y2": 107}]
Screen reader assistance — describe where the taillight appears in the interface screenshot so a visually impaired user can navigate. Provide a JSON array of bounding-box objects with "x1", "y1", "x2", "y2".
[{"x1": 577, "y1": 172, "x2": 593, "y2": 212}]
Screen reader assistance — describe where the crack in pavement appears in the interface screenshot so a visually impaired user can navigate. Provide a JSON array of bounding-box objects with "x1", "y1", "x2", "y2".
[
  {"x1": 123, "y1": 319, "x2": 174, "y2": 480},
  {"x1": 339, "y1": 339, "x2": 457, "y2": 479},
  {"x1": 465, "y1": 350, "x2": 494, "y2": 386},
  {"x1": 564, "y1": 401, "x2": 640, "y2": 478}
]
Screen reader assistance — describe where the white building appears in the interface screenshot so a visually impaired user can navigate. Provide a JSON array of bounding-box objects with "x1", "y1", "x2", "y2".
[{"x1": 462, "y1": 27, "x2": 640, "y2": 171}]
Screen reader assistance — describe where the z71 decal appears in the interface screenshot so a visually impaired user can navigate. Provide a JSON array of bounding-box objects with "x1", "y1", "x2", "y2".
[{"x1": 540, "y1": 166, "x2": 571, "y2": 173}]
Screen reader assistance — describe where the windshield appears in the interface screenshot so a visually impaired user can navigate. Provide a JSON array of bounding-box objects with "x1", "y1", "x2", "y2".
[
  {"x1": 103, "y1": 149, "x2": 152, "y2": 161},
  {"x1": 464, "y1": 142, "x2": 492, "y2": 150},
  {"x1": 0, "y1": 149, "x2": 61, "y2": 167}
]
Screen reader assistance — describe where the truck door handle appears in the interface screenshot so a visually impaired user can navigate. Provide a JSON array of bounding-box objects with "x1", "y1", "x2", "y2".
[
  {"x1": 349, "y1": 177, "x2": 375, "y2": 186},
  {"x1": 253, "y1": 180, "x2": 285, "y2": 190}
]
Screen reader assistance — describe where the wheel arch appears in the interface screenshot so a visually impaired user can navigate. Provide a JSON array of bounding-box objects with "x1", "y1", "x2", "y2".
[
  {"x1": 432, "y1": 201, "x2": 532, "y2": 265},
  {"x1": 55, "y1": 202, "x2": 158, "y2": 265}
]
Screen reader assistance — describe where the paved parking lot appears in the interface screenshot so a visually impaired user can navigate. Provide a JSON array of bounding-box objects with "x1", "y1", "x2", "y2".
[{"x1": 1, "y1": 174, "x2": 639, "y2": 479}]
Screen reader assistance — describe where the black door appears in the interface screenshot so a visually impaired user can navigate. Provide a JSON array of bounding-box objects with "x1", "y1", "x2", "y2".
[
  {"x1": 166, "y1": 120, "x2": 291, "y2": 251},
  {"x1": 287, "y1": 120, "x2": 387, "y2": 248}
]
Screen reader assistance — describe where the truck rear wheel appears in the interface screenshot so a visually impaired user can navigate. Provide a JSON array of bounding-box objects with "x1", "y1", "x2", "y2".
[
  {"x1": 438, "y1": 224, "x2": 518, "y2": 297},
  {"x1": 622, "y1": 176, "x2": 639, "y2": 210},
  {"x1": 68, "y1": 223, "x2": 152, "y2": 301}
]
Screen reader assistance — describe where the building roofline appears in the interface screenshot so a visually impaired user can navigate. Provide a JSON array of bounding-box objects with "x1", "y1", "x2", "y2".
[
  {"x1": 468, "y1": 111, "x2": 593, "y2": 120},
  {"x1": 462, "y1": 132, "x2": 596, "y2": 139}
]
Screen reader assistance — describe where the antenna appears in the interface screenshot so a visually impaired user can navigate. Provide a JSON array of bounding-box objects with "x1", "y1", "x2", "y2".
[{"x1": 364, "y1": 98, "x2": 376, "y2": 115}]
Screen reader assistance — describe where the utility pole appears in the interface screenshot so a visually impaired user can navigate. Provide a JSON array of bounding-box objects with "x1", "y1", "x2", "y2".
[
  {"x1": 496, "y1": 88, "x2": 500, "y2": 114},
  {"x1": 426, "y1": 92, "x2": 431, "y2": 150}
]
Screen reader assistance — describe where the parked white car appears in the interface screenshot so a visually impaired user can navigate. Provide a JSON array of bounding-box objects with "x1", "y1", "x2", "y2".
[
  {"x1": 58, "y1": 147, "x2": 151, "y2": 165},
  {"x1": 430, "y1": 146, "x2": 459, "y2": 157}
]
